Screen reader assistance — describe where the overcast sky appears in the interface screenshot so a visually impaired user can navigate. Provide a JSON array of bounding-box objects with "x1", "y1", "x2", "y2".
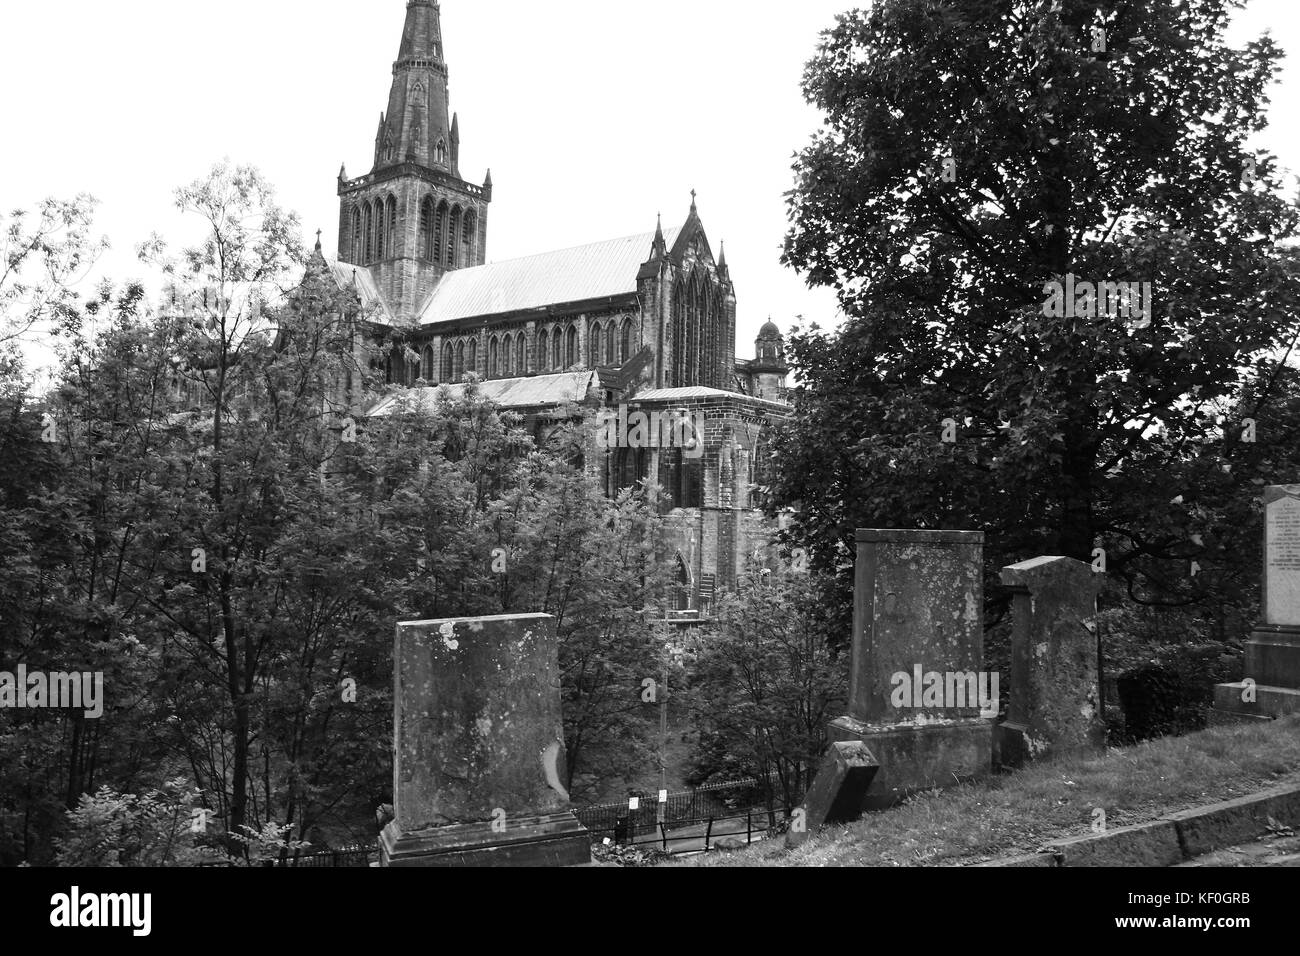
[{"x1": 2, "y1": 0, "x2": 1298, "y2": 369}]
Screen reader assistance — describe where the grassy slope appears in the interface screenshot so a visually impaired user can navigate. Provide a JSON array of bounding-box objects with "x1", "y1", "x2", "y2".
[{"x1": 677, "y1": 714, "x2": 1300, "y2": 867}]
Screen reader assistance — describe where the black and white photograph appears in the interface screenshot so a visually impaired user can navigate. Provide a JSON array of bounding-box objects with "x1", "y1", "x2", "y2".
[{"x1": 1, "y1": 0, "x2": 1298, "y2": 938}]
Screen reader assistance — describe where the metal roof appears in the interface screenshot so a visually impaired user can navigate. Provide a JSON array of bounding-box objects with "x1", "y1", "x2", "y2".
[
  {"x1": 418, "y1": 228, "x2": 681, "y2": 326},
  {"x1": 631, "y1": 385, "x2": 790, "y2": 408},
  {"x1": 367, "y1": 371, "x2": 599, "y2": 416}
]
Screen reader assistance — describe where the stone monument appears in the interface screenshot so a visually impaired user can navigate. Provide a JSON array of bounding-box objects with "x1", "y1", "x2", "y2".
[
  {"x1": 825, "y1": 529, "x2": 994, "y2": 809},
  {"x1": 379, "y1": 613, "x2": 592, "y2": 866},
  {"x1": 1213, "y1": 486, "x2": 1300, "y2": 722},
  {"x1": 996, "y1": 556, "x2": 1105, "y2": 767}
]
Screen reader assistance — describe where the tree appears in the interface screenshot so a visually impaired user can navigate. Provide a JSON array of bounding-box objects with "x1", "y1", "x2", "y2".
[
  {"x1": 774, "y1": 0, "x2": 1300, "y2": 632},
  {"x1": 685, "y1": 571, "x2": 845, "y2": 813}
]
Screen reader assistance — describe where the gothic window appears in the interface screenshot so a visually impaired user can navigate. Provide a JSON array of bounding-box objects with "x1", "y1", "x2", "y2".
[
  {"x1": 538, "y1": 329, "x2": 549, "y2": 371},
  {"x1": 589, "y1": 322, "x2": 602, "y2": 367},
  {"x1": 448, "y1": 206, "x2": 462, "y2": 268},
  {"x1": 435, "y1": 140, "x2": 447, "y2": 165},
  {"x1": 421, "y1": 345, "x2": 435, "y2": 382},
  {"x1": 488, "y1": 336, "x2": 499, "y2": 378},
  {"x1": 462, "y1": 210, "x2": 476, "y2": 264},
  {"x1": 606, "y1": 322, "x2": 616, "y2": 365},
  {"x1": 672, "y1": 280, "x2": 686, "y2": 386},
  {"x1": 516, "y1": 334, "x2": 526, "y2": 375},
  {"x1": 363, "y1": 203, "x2": 374, "y2": 263},
  {"x1": 454, "y1": 341, "x2": 465, "y2": 381},
  {"x1": 442, "y1": 342, "x2": 454, "y2": 381},
  {"x1": 434, "y1": 201, "x2": 449, "y2": 264},
  {"x1": 373, "y1": 200, "x2": 385, "y2": 261},
  {"x1": 620, "y1": 318, "x2": 632, "y2": 364},
  {"x1": 674, "y1": 554, "x2": 691, "y2": 611},
  {"x1": 351, "y1": 207, "x2": 363, "y2": 262},
  {"x1": 467, "y1": 338, "x2": 478, "y2": 373},
  {"x1": 420, "y1": 197, "x2": 434, "y2": 260},
  {"x1": 565, "y1": 326, "x2": 577, "y2": 368},
  {"x1": 552, "y1": 327, "x2": 563, "y2": 370},
  {"x1": 501, "y1": 333, "x2": 512, "y2": 376},
  {"x1": 385, "y1": 195, "x2": 397, "y2": 258}
]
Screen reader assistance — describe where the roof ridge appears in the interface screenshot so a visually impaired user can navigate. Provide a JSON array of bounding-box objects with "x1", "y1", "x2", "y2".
[{"x1": 447, "y1": 227, "x2": 682, "y2": 273}]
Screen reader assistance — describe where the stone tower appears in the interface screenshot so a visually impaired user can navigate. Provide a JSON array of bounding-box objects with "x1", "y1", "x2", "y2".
[
  {"x1": 337, "y1": 0, "x2": 492, "y2": 323},
  {"x1": 751, "y1": 319, "x2": 789, "y2": 401}
]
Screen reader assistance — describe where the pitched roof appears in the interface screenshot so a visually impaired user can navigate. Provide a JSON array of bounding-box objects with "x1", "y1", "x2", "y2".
[
  {"x1": 418, "y1": 228, "x2": 681, "y2": 326},
  {"x1": 631, "y1": 385, "x2": 790, "y2": 409},
  {"x1": 326, "y1": 258, "x2": 394, "y2": 323},
  {"x1": 367, "y1": 371, "x2": 599, "y2": 417}
]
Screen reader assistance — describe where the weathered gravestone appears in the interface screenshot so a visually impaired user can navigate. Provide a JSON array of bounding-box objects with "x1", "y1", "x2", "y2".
[
  {"x1": 379, "y1": 613, "x2": 591, "y2": 866},
  {"x1": 1213, "y1": 486, "x2": 1300, "y2": 722},
  {"x1": 996, "y1": 556, "x2": 1105, "y2": 767},
  {"x1": 823, "y1": 529, "x2": 994, "y2": 811}
]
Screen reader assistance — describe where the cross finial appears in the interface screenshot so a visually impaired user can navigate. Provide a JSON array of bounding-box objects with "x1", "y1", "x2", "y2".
[
  {"x1": 314, "y1": 229, "x2": 323, "y2": 253},
  {"x1": 690, "y1": 188, "x2": 697, "y2": 210}
]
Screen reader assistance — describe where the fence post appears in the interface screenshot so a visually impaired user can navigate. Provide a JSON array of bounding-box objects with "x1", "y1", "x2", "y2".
[
  {"x1": 747, "y1": 811, "x2": 752, "y2": 845},
  {"x1": 705, "y1": 817, "x2": 714, "y2": 851},
  {"x1": 661, "y1": 823, "x2": 668, "y2": 853}
]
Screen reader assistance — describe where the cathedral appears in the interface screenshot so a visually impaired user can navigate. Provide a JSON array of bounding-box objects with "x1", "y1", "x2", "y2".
[{"x1": 325, "y1": 0, "x2": 794, "y2": 616}]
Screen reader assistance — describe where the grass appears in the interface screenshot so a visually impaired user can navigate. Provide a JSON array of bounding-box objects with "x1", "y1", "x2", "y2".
[{"x1": 674, "y1": 714, "x2": 1300, "y2": 867}]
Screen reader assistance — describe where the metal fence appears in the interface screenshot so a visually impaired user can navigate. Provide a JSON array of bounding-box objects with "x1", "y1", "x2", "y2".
[
  {"x1": 574, "y1": 774, "x2": 798, "y2": 848},
  {"x1": 276, "y1": 845, "x2": 375, "y2": 867}
]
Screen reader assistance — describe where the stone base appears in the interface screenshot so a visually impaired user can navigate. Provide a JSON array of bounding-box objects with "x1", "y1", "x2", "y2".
[
  {"x1": 1211, "y1": 681, "x2": 1300, "y2": 723},
  {"x1": 787, "y1": 741, "x2": 879, "y2": 847},
  {"x1": 379, "y1": 811, "x2": 591, "y2": 867},
  {"x1": 827, "y1": 715, "x2": 993, "y2": 810},
  {"x1": 1244, "y1": 626, "x2": 1300, "y2": 689},
  {"x1": 994, "y1": 720, "x2": 1031, "y2": 769}
]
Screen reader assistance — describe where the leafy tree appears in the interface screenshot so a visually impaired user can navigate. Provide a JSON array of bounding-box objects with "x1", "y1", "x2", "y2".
[
  {"x1": 773, "y1": 0, "x2": 1300, "y2": 639},
  {"x1": 685, "y1": 571, "x2": 846, "y2": 812}
]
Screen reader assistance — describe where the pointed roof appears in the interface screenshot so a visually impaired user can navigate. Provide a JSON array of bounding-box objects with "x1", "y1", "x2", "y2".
[
  {"x1": 418, "y1": 228, "x2": 682, "y2": 326},
  {"x1": 374, "y1": 0, "x2": 454, "y2": 173}
]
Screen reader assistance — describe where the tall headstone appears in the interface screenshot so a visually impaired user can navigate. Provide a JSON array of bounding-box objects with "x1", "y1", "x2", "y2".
[
  {"x1": 996, "y1": 556, "x2": 1105, "y2": 767},
  {"x1": 1213, "y1": 486, "x2": 1300, "y2": 722},
  {"x1": 379, "y1": 613, "x2": 591, "y2": 866},
  {"x1": 825, "y1": 529, "x2": 994, "y2": 810}
]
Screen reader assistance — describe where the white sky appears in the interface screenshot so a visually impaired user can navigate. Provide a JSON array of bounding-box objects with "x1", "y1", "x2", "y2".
[{"x1": 1, "y1": 0, "x2": 1298, "y2": 373}]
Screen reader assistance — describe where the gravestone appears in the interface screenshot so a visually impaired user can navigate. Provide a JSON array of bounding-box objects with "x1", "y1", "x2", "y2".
[
  {"x1": 1213, "y1": 486, "x2": 1300, "y2": 722},
  {"x1": 996, "y1": 556, "x2": 1105, "y2": 767},
  {"x1": 825, "y1": 529, "x2": 993, "y2": 810},
  {"x1": 379, "y1": 613, "x2": 591, "y2": 866},
  {"x1": 787, "y1": 741, "x2": 878, "y2": 849}
]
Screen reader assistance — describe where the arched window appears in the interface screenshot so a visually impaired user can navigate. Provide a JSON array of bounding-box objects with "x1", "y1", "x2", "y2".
[
  {"x1": 488, "y1": 336, "x2": 499, "y2": 378},
  {"x1": 454, "y1": 341, "x2": 465, "y2": 381},
  {"x1": 566, "y1": 326, "x2": 577, "y2": 368},
  {"x1": 516, "y1": 334, "x2": 526, "y2": 375},
  {"x1": 351, "y1": 207, "x2": 363, "y2": 262},
  {"x1": 373, "y1": 200, "x2": 385, "y2": 261},
  {"x1": 434, "y1": 201, "x2": 448, "y2": 264},
  {"x1": 589, "y1": 322, "x2": 602, "y2": 367},
  {"x1": 467, "y1": 338, "x2": 478, "y2": 373},
  {"x1": 672, "y1": 280, "x2": 686, "y2": 387},
  {"x1": 501, "y1": 333, "x2": 512, "y2": 377},
  {"x1": 421, "y1": 345, "x2": 435, "y2": 382},
  {"x1": 537, "y1": 329, "x2": 549, "y2": 371},
  {"x1": 620, "y1": 318, "x2": 632, "y2": 364},
  {"x1": 435, "y1": 140, "x2": 447, "y2": 165},
  {"x1": 462, "y1": 210, "x2": 476, "y2": 264},
  {"x1": 448, "y1": 206, "x2": 462, "y2": 268},
  {"x1": 420, "y1": 196, "x2": 435, "y2": 260},
  {"x1": 442, "y1": 342, "x2": 454, "y2": 381},
  {"x1": 385, "y1": 195, "x2": 397, "y2": 258},
  {"x1": 362, "y1": 203, "x2": 374, "y2": 263},
  {"x1": 674, "y1": 554, "x2": 691, "y2": 611},
  {"x1": 606, "y1": 321, "x2": 617, "y2": 365},
  {"x1": 552, "y1": 327, "x2": 563, "y2": 370}
]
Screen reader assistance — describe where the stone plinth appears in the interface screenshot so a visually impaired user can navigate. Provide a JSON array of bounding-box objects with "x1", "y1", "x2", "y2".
[
  {"x1": 788, "y1": 741, "x2": 879, "y2": 847},
  {"x1": 379, "y1": 613, "x2": 590, "y2": 867},
  {"x1": 1214, "y1": 487, "x2": 1300, "y2": 722},
  {"x1": 812, "y1": 529, "x2": 993, "y2": 816},
  {"x1": 995, "y1": 556, "x2": 1105, "y2": 767}
]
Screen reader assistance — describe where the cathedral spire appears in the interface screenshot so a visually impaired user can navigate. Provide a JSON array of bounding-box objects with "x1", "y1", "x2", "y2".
[{"x1": 374, "y1": 0, "x2": 454, "y2": 173}]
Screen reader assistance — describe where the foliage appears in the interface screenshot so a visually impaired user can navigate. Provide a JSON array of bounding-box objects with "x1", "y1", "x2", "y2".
[
  {"x1": 771, "y1": 0, "x2": 1300, "y2": 649},
  {"x1": 685, "y1": 571, "x2": 846, "y2": 811}
]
